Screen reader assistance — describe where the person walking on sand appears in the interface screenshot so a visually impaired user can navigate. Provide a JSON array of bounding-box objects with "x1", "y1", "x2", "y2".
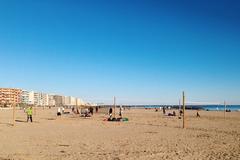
[{"x1": 26, "y1": 107, "x2": 33, "y2": 122}]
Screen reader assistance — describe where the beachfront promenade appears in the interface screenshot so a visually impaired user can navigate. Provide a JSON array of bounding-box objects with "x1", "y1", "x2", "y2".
[{"x1": 0, "y1": 108, "x2": 239, "y2": 160}]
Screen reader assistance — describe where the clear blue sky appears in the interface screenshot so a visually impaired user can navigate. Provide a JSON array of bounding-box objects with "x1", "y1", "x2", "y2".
[{"x1": 0, "y1": 0, "x2": 240, "y2": 104}]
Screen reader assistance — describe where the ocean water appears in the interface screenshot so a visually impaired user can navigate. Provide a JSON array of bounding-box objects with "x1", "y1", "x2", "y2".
[
  {"x1": 141, "y1": 105, "x2": 240, "y2": 111},
  {"x1": 202, "y1": 105, "x2": 240, "y2": 111}
]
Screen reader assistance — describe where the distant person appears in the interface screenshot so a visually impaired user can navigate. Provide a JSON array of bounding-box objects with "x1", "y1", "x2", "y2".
[
  {"x1": 95, "y1": 106, "x2": 99, "y2": 113},
  {"x1": 226, "y1": 109, "x2": 231, "y2": 112},
  {"x1": 197, "y1": 111, "x2": 200, "y2": 117},
  {"x1": 163, "y1": 107, "x2": 166, "y2": 115},
  {"x1": 26, "y1": 107, "x2": 33, "y2": 122},
  {"x1": 62, "y1": 107, "x2": 65, "y2": 114},
  {"x1": 173, "y1": 111, "x2": 176, "y2": 116},
  {"x1": 89, "y1": 107, "x2": 94, "y2": 115},
  {"x1": 57, "y1": 107, "x2": 61, "y2": 116},
  {"x1": 119, "y1": 106, "x2": 123, "y2": 118},
  {"x1": 179, "y1": 110, "x2": 183, "y2": 116},
  {"x1": 109, "y1": 107, "x2": 113, "y2": 118},
  {"x1": 76, "y1": 108, "x2": 80, "y2": 114},
  {"x1": 168, "y1": 111, "x2": 176, "y2": 116}
]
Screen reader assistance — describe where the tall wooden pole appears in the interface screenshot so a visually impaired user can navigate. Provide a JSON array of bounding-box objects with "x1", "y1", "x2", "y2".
[
  {"x1": 114, "y1": 96, "x2": 116, "y2": 118},
  {"x1": 12, "y1": 103, "x2": 16, "y2": 126},
  {"x1": 34, "y1": 106, "x2": 36, "y2": 116},
  {"x1": 179, "y1": 99, "x2": 181, "y2": 112},
  {"x1": 224, "y1": 101, "x2": 226, "y2": 119},
  {"x1": 183, "y1": 92, "x2": 186, "y2": 129}
]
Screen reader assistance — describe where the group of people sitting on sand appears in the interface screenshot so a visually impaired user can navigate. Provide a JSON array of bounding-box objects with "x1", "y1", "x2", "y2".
[
  {"x1": 108, "y1": 106, "x2": 124, "y2": 121},
  {"x1": 70, "y1": 106, "x2": 99, "y2": 117},
  {"x1": 159, "y1": 107, "x2": 201, "y2": 118},
  {"x1": 57, "y1": 107, "x2": 70, "y2": 116}
]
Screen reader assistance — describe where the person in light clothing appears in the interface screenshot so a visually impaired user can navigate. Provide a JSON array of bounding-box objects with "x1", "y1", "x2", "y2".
[{"x1": 57, "y1": 107, "x2": 61, "y2": 116}]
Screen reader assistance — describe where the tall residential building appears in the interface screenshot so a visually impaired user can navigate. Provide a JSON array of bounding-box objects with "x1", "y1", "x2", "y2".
[
  {"x1": 76, "y1": 98, "x2": 80, "y2": 106},
  {"x1": 70, "y1": 96, "x2": 77, "y2": 106},
  {"x1": 63, "y1": 96, "x2": 78, "y2": 106},
  {"x1": 48, "y1": 95, "x2": 56, "y2": 106},
  {"x1": 42, "y1": 93, "x2": 49, "y2": 106},
  {"x1": 0, "y1": 88, "x2": 22, "y2": 105},
  {"x1": 34, "y1": 92, "x2": 41, "y2": 106},
  {"x1": 34, "y1": 92, "x2": 49, "y2": 106},
  {"x1": 76, "y1": 98, "x2": 84, "y2": 106},
  {"x1": 64, "y1": 96, "x2": 71, "y2": 106},
  {"x1": 53, "y1": 95, "x2": 65, "y2": 107},
  {"x1": 21, "y1": 90, "x2": 34, "y2": 105}
]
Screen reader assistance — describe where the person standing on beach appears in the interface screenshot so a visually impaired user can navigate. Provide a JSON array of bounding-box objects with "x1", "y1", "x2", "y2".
[
  {"x1": 109, "y1": 107, "x2": 113, "y2": 118},
  {"x1": 57, "y1": 107, "x2": 61, "y2": 116},
  {"x1": 89, "y1": 107, "x2": 94, "y2": 115},
  {"x1": 196, "y1": 111, "x2": 200, "y2": 117},
  {"x1": 163, "y1": 107, "x2": 166, "y2": 115},
  {"x1": 26, "y1": 107, "x2": 33, "y2": 122},
  {"x1": 119, "y1": 106, "x2": 123, "y2": 118}
]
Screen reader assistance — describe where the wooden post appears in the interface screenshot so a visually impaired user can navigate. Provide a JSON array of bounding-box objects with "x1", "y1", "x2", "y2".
[
  {"x1": 179, "y1": 99, "x2": 181, "y2": 115},
  {"x1": 224, "y1": 101, "x2": 226, "y2": 119},
  {"x1": 12, "y1": 103, "x2": 16, "y2": 126},
  {"x1": 114, "y1": 96, "x2": 116, "y2": 118},
  {"x1": 182, "y1": 92, "x2": 186, "y2": 129},
  {"x1": 34, "y1": 106, "x2": 36, "y2": 116}
]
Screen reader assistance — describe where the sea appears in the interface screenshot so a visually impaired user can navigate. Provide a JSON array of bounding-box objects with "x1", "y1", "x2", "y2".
[
  {"x1": 201, "y1": 105, "x2": 240, "y2": 111},
  {"x1": 140, "y1": 105, "x2": 240, "y2": 111}
]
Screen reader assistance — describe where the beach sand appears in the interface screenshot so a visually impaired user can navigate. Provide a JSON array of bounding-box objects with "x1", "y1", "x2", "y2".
[{"x1": 0, "y1": 107, "x2": 239, "y2": 160}]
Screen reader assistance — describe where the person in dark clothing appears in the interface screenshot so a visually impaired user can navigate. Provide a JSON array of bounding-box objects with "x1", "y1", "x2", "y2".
[
  {"x1": 179, "y1": 110, "x2": 183, "y2": 116},
  {"x1": 89, "y1": 107, "x2": 94, "y2": 115},
  {"x1": 109, "y1": 107, "x2": 113, "y2": 118},
  {"x1": 197, "y1": 111, "x2": 200, "y2": 117},
  {"x1": 173, "y1": 111, "x2": 176, "y2": 116},
  {"x1": 95, "y1": 106, "x2": 99, "y2": 113},
  {"x1": 163, "y1": 107, "x2": 166, "y2": 115}
]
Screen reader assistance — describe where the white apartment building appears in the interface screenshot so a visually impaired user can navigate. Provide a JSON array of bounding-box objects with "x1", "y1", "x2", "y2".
[
  {"x1": 63, "y1": 96, "x2": 77, "y2": 106},
  {"x1": 76, "y1": 98, "x2": 85, "y2": 106},
  {"x1": 34, "y1": 92, "x2": 49, "y2": 106},
  {"x1": 34, "y1": 92, "x2": 41, "y2": 106},
  {"x1": 64, "y1": 96, "x2": 71, "y2": 106},
  {"x1": 63, "y1": 96, "x2": 83, "y2": 106},
  {"x1": 21, "y1": 90, "x2": 34, "y2": 105},
  {"x1": 42, "y1": 93, "x2": 49, "y2": 106},
  {"x1": 48, "y1": 95, "x2": 56, "y2": 106},
  {"x1": 21, "y1": 89, "x2": 86, "y2": 107},
  {"x1": 70, "y1": 96, "x2": 76, "y2": 106}
]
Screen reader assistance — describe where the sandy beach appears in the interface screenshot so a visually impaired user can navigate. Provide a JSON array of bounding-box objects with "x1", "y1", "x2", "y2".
[{"x1": 0, "y1": 108, "x2": 239, "y2": 160}]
